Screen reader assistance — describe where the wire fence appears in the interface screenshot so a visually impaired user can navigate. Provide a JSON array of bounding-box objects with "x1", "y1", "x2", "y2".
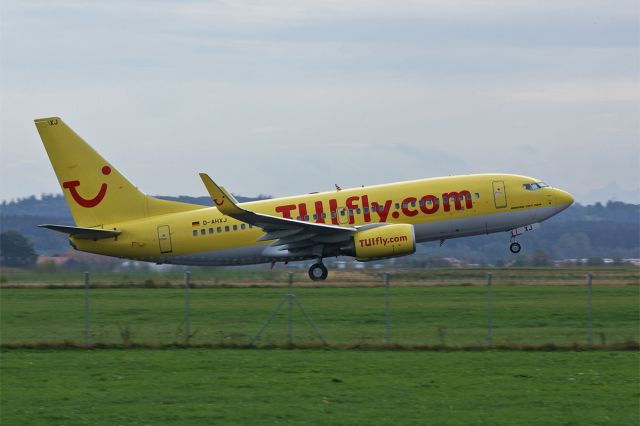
[{"x1": 1, "y1": 271, "x2": 638, "y2": 350}]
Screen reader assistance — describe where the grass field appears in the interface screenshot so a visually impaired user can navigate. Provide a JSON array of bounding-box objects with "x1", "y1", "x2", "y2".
[
  {"x1": 1, "y1": 268, "x2": 638, "y2": 425},
  {"x1": 1, "y1": 349, "x2": 638, "y2": 425},
  {"x1": 1, "y1": 284, "x2": 638, "y2": 347},
  {"x1": 1, "y1": 266, "x2": 638, "y2": 287}
]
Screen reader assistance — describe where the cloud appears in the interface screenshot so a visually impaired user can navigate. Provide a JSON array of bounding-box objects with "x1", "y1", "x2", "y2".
[{"x1": 1, "y1": 0, "x2": 638, "y2": 203}]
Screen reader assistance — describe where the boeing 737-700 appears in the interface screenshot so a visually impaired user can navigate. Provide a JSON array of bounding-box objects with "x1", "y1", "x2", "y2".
[{"x1": 35, "y1": 117, "x2": 574, "y2": 280}]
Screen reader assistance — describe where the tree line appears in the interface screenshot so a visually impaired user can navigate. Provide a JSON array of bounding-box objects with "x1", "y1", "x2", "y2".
[{"x1": 1, "y1": 195, "x2": 638, "y2": 266}]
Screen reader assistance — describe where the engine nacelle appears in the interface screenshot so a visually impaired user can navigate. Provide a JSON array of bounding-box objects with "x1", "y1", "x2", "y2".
[{"x1": 346, "y1": 224, "x2": 416, "y2": 261}]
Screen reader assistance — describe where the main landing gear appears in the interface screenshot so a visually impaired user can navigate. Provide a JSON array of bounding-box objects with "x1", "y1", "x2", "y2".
[{"x1": 308, "y1": 262, "x2": 328, "y2": 281}]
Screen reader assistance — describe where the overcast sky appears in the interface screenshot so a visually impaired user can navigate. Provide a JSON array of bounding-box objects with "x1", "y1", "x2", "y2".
[{"x1": 1, "y1": 0, "x2": 638, "y2": 205}]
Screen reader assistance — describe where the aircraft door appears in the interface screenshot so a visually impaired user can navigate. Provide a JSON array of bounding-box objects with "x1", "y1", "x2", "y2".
[
  {"x1": 492, "y1": 181, "x2": 508, "y2": 209},
  {"x1": 157, "y1": 225, "x2": 173, "y2": 254}
]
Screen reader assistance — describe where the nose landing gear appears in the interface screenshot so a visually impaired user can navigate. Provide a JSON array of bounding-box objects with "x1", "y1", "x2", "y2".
[
  {"x1": 308, "y1": 262, "x2": 328, "y2": 281},
  {"x1": 509, "y1": 228, "x2": 523, "y2": 254}
]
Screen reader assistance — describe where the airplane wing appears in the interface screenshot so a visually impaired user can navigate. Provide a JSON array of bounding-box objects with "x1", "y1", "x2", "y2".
[{"x1": 199, "y1": 173, "x2": 360, "y2": 254}]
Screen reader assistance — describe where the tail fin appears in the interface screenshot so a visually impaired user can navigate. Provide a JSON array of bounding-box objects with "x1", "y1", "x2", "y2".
[{"x1": 35, "y1": 117, "x2": 202, "y2": 227}]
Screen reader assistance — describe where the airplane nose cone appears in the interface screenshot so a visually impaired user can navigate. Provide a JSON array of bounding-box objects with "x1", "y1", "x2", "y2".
[{"x1": 555, "y1": 189, "x2": 574, "y2": 206}]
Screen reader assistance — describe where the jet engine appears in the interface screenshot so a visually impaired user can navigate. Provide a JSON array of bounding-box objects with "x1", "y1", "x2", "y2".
[{"x1": 342, "y1": 224, "x2": 416, "y2": 261}]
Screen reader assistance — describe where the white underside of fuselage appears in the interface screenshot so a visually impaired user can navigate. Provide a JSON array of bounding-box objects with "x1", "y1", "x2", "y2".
[{"x1": 163, "y1": 204, "x2": 567, "y2": 267}]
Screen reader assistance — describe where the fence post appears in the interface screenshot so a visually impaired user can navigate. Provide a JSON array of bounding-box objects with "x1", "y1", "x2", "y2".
[
  {"x1": 586, "y1": 272, "x2": 593, "y2": 347},
  {"x1": 486, "y1": 272, "x2": 493, "y2": 348},
  {"x1": 287, "y1": 273, "x2": 293, "y2": 346},
  {"x1": 384, "y1": 272, "x2": 391, "y2": 345},
  {"x1": 184, "y1": 271, "x2": 191, "y2": 344},
  {"x1": 83, "y1": 271, "x2": 90, "y2": 347}
]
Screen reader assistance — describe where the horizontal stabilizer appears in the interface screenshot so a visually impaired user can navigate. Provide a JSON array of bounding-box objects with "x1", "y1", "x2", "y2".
[{"x1": 38, "y1": 224, "x2": 121, "y2": 239}]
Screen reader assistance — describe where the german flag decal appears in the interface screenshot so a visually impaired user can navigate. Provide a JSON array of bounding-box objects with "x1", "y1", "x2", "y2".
[{"x1": 192, "y1": 221, "x2": 200, "y2": 227}]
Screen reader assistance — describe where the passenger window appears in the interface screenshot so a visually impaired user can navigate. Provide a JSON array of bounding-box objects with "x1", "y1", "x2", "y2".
[
  {"x1": 411, "y1": 201, "x2": 416, "y2": 207},
  {"x1": 364, "y1": 207, "x2": 369, "y2": 213},
  {"x1": 192, "y1": 230, "x2": 198, "y2": 237},
  {"x1": 356, "y1": 208, "x2": 361, "y2": 214},
  {"x1": 313, "y1": 214, "x2": 318, "y2": 220},
  {"x1": 241, "y1": 224, "x2": 246, "y2": 230},
  {"x1": 233, "y1": 225, "x2": 238, "y2": 231},
  {"x1": 395, "y1": 203, "x2": 400, "y2": 209},
  {"x1": 322, "y1": 213, "x2": 327, "y2": 218},
  {"x1": 200, "y1": 229, "x2": 206, "y2": 235},
  {"x1": 225, "y1": 226, "x2": 230, "y2": 232},
  {"x1": 304, "y1": 215, "x2": 309, "y2": 221},
  {"x1": 402, "y1": 202, "x2": 408, "y2": 209},
  {"x1": 372, "y1": 205, "x2": 378, "y2": 212},
  {"x1": 217, "y1": 227, "x2": 222, "y2": 233},
  {"x1": 209, "y1": 228, "x2": 214, "y2": 234},
  {"x1": 474, "y1": 193, "x2": 480, "y2": 198}
]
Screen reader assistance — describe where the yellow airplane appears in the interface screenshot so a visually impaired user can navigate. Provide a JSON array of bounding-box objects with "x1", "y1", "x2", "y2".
[{"x1": 35, "y1": 117, "x2": 574, "y2": 280}]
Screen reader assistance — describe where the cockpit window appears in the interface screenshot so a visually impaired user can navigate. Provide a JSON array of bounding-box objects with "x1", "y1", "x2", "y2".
[{"x1": 523, "y1": 182, "x2": 549, "y2": 191}]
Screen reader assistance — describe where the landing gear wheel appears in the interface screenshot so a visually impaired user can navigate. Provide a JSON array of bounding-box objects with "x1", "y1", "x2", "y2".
[
  {"x1": 308, "y1": 263, "x2": 328, "y2": 281},
  {"x1": 510, "y1": 242, "x2": 522, "y2": 254}
]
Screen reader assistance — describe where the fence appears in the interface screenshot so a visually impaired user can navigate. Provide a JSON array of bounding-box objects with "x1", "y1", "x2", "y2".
[{"x1": 1, "y1": 271, "x2": 638, "y2": 349}]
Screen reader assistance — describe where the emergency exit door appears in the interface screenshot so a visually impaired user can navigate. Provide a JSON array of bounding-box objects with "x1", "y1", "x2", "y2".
[
  {"x1": 157, "y1": 225, "x2": 173, "y2": 254},
  {"x1": 492, "y1": 181, "x2": 508, "y2": 209}
]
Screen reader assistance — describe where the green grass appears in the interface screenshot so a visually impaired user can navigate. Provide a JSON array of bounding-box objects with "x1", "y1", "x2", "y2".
[
  {"x1": 2, "y1": 285, "x2": 638, "y2": 347},
  {"x1": 1, "y1": 349, "x2": 638, "y2": 425}
]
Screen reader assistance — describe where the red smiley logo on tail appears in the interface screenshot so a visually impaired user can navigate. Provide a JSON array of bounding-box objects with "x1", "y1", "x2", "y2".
[{"x1": 63, "y1": 166, "x2": 111, "y2": 208}]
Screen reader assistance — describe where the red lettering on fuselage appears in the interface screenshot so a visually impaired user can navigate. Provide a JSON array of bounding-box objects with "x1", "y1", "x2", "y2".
[
  {"x1": 275, "y1": 204, "x2": 296, "y2": 219},
  {"x1": 314, "y1": 201, "x2": 325, "y2": 223},
  {"x1": 273, "y1": 189, "x2": 473, "y2": 224},
  {"x1": 442, "y1": 191, "x2": 472, "y2": 212},
  {"x1": 372, "y1": 200, "x2": 393, "y2": 222},
  {"x1": 401, "y1": 197, "x2": 418, "y2": 217},
  {"x1": 346, "y1": 196, "x2": 359, "y2": 225},
  {"x1": 329, "y1": 199, "x2": 339, "y2": 225},
  {"x1": 419, "y1": 195, "x2": 439, "y2": 214},
  {"x1": 362, "y1": 195, "x2": 371, "y2": 222},
  {"x1": 298, "y1": 203, "x2": 308, "y2": 220}
]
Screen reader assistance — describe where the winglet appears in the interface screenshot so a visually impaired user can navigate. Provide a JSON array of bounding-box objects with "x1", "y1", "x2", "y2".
[{"x1": 199, "y1": 173, "x2": 246, "y2": 216}]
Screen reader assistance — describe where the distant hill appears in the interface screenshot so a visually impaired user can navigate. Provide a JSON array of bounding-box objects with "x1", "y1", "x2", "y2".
[{"x1": 1, "y1": 194, "x2": 638, "y2": 262}]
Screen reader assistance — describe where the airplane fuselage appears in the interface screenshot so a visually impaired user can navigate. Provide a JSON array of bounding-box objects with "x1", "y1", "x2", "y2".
[{"x1": 71, "y1": 173, "x2": 572, "y2": 266}]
